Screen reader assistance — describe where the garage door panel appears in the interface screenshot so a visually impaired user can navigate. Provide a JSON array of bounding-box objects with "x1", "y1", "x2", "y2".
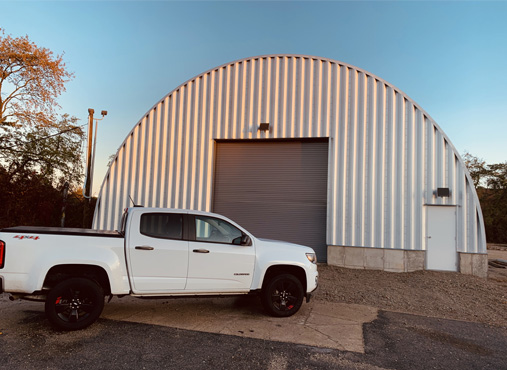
[
  {"x1": 219, "y1": 202, "x2": 327, "y2": 250},
  {"x1": 213, "y1": 140, "x2": 328, "y2": 260}
]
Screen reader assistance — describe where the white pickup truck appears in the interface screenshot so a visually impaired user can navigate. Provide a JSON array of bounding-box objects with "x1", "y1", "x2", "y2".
[{"x1": 0, "y1": 207, "x2": 318, "y2": 330}]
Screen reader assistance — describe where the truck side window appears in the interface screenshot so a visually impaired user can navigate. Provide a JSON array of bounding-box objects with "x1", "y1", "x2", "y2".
[
  {"x1": 195, "y1": 216, "x2": 242, "y2": 244},
  {"x1": 140, "y1": 213, "x2": 183, "y2": 240}
]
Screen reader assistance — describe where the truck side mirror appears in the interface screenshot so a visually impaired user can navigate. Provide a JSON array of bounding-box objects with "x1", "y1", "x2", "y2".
[{"x1": 240, "y1": 234, "x2": 252, "y2": 246}]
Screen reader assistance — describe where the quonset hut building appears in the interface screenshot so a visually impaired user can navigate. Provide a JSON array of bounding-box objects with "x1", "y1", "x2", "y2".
[{"x1": 93, "y1": 55, "x2": 487, "y2": 277}]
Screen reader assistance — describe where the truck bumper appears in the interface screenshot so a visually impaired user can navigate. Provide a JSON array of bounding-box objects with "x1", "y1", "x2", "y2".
[{"x1": 306, "y1": 276, "x2": 318, "y2": 303}]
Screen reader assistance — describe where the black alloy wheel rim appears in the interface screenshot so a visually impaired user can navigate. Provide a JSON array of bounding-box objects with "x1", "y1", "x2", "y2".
[
  {"x1": 54, "y1": 287, "x2": 96, "y2": 323},
  {"x1": 271, "y1": 280, "x2": 298, "y2": 311}
]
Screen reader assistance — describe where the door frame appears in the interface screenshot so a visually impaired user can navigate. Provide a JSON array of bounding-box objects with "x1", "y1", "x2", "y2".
[
  {"x1": 425, "y1": 205, "x2": 458, "y2": 272},
  {"x1": 211, "y1": 138, "x2": 330, "y2": 261}
]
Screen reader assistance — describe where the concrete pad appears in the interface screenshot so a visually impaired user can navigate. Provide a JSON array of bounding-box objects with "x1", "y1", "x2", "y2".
[
  {"x1": 488, "y1": 249, "x2": 507, "y2": 260},
  {"x1": 460, "y1": 253, "x2": 488, "y2": 278},
  {"x1": 327, "y1": 245, "x2": 345, "y2": 267},
  {"x1": 384, "y1": 249, "x2": 404, "y2": 272},
  {"x1": 405, "y1": 250, "x2": 425, "y2": 272},
  {"x1": 344, "y1": 247, "x2": 364, "y2": 269},
  {"x1": 101, "y1": 296, "x2": 378, "y2": 353},
  {"x1": 364, "y1": 248, "x2": 384, "y2": 270},
  {"x1": 459, "y1": 253, "x2": 473, "y2": 275},
  {"x1": 472, "y1": 254, "x2": 488, "y2": 278}
]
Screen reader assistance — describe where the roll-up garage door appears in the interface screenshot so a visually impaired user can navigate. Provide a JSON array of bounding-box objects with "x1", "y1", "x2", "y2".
[{"x1": 213, "y1": 140, "x2": 329, "y2": 261}]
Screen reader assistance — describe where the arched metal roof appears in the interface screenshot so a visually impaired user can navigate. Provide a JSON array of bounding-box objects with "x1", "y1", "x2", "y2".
[{"x1": 93, "y1": 55, "x2": 486, "y2": 254}]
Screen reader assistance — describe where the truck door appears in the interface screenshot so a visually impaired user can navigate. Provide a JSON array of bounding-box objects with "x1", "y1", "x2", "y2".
[
  {"x1": 127, "y1": 211, "x2": 188, "y2": 293},
  {"x1": 186, "y1": 214, "x2": 255, "y2": 292}
]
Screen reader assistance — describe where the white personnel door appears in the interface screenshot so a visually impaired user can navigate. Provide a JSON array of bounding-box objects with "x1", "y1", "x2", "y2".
[{"x1": 426, "y1": 206, "x2": 457, "y2": 272}]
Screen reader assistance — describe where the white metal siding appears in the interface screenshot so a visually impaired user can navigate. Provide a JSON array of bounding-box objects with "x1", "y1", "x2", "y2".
[{"x1": 93, "y1": 55, "x2": 486, "y2": 254}]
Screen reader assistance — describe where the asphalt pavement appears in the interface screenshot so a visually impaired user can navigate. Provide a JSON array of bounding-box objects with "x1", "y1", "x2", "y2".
[{"x1": 1, "y1": 294, "x2": 506, "y2": 370}]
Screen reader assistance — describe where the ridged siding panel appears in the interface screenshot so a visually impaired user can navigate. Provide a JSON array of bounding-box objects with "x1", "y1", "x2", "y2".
[{"x1": 93, "y1": 55, "x2": 486, "y2": 254}]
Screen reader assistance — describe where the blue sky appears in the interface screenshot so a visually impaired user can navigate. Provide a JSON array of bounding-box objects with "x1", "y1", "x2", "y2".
[{"x1": 1, "y1": 0, "x2": 506, "y2": 194}]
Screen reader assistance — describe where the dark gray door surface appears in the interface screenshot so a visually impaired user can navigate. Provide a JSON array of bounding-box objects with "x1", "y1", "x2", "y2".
[{"x1": 213, "y1": 140, "x2": 328, "y2": 261}]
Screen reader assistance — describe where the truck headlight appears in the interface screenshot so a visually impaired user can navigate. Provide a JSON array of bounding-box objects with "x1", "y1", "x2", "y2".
[{"x1": 306, "y1": 253, "x2": 317, "y2": 264}]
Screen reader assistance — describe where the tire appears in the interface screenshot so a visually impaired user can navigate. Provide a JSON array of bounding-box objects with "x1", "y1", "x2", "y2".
[
  {"x1": 261, "y1": 274, "x2": 304, "y2": 317},
  {"x1": 45, "y1": 277, "x2": 105, "y2": 331}
]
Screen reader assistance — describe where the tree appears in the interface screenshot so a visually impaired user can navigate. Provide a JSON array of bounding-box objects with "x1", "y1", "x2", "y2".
[
  {"x1": 0, "y1": 29, "x2": 86, "y2": 229},
  {"x1": 0, "y1": 28, "x2": 73, "y2": 127},
  {"x1": 462, "y1": 151, "x2": 488, "y2": 188},
  {"x1": 463, "y1": 152, "x2": 507, "y2": 243},
  {"x1": 487, "y1": 163, "x2": 507, "y2": 190},
  {"x1": 0, "y1": 28, "x2": 83, "y2": 187},
  {"x1": 1, "y1": 114, "x2": 84, "y2": 186}
]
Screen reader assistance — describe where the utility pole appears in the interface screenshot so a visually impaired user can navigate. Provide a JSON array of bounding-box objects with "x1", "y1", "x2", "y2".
[
  {"x1": 83, "y1": 109, "x2": 94, "y2": 227},
  {"x1": 61, "y1": 182, "x2": 69, "y2": 227},
  {"x1": 82, "y1": 108, "x2": 107, "y2": 228}
]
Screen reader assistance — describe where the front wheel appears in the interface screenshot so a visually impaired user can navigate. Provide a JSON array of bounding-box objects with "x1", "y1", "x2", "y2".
[
  {"x1": 45, "y1": 277, "x2": 104, "y2": 331},
  {"x1": 261, "y1": 274, "x2": 304, "y2": 317}
]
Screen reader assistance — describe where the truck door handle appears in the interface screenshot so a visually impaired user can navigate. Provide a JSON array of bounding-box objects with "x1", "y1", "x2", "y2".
[
  {"x1": 193, "y1": 249, "x2": 209, "y2": 253},
  {"x1": 135, "y1": 246, "x2": 154, "y2": 251}
]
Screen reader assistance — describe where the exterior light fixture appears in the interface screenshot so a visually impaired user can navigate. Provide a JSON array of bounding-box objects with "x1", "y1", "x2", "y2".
[
  {"x1": 258, "y1": 123, "x2": 269, "y2": 131},
  {"x1": 437, "y1": 188, "x2": 450, "y2": 197}
]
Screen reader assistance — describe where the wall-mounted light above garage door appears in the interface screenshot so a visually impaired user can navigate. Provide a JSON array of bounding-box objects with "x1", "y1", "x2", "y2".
[{"x1": 258, "y1": 123, "x2": 270, "y2": 131}]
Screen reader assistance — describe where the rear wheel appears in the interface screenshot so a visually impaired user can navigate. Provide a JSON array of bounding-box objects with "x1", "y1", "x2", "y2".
[
  {"x1": 45, "y1": 277, "x2": 104, "y2": 331},
  {"x1": 261, "y1": 274, "x2": 304, "y2": 317}
]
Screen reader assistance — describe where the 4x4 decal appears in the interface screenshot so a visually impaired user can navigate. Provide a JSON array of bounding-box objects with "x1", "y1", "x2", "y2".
[{"x1": 14, "y1": 235, "x2": 40, "y2": 240}]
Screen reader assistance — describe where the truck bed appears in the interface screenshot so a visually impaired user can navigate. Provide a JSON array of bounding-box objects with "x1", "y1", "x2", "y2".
[{"x1": 0, "y1": 226, "x2": 123, "y2": 238}]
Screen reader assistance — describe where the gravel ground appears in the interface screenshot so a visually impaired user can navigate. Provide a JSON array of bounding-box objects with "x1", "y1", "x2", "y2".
[{"x1": 314, "y1": 247, "x2": 507, "y2": 328}]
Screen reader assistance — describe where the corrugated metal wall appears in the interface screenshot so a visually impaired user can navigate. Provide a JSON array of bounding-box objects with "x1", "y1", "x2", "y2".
[{"x1": 93, "y1": 55, "x2": 486, "y2": 254}]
